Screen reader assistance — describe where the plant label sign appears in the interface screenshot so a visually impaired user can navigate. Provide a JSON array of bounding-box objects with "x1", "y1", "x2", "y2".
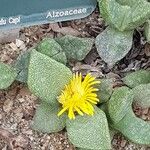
[{"x1": 0, "y1": 0, "x2": 97, "y2": 30}]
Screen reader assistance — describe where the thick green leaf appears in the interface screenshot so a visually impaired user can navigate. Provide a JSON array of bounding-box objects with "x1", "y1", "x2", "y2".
[
  {"x1": 99, "y1": 0, "x2": 130, "y2": 31},
  {"x1": 108, "y1": 87, "x2": 134, "y2": 124},
  {"x1": 0, "y1": 63, "x2": 17, "y2": 89},
  {"x1": 13, "y1": 51, "x2": 31, "y2": 83},
  {"x1": 51, "y1": 52, "x2": 67, "y2": 65},
  {"x1": 122, "y1": 70, "x2": 150, "y2": 88},
  {"x1": 66, "y1": 107, "x2": 111, "y2": 150},
  {"x1": 27, "y1": 50, "x2": 72, "y2": 104},
  {"x1": 116, "y1": 0, "x2": 137, "y2": 6},
  {"x1": 56, "y1": 35, "x2": 94, "y2": 61},
  {"x1": 97, "y1": 79, "x2": 114, "y2": 103},
  {"x1": 133, "y1": 83, "x2": 150, "y2": 108},
  {"x1": 114, "y1": 108, "x2": 150, "y2": 145},
  {"x1": 32, "y1": 102, "x2": 66, "y2": 133},
  {"x1": 144, "y1": 20, "x2": 150, "y2": 43},
  {"x1": 95, "y1": 27, "x2": 133, "y2": 66},
  {"x1": 99, "y1": 0, "x2": 150, "y2": 31},
  {"x1": 110, "y1": 84, "x2": 150, "y2": 145},
  {"x1": 14, "y1": 38, "x2": 68, "y2": 83},
  {"x1": 129, "y1": 0, "x2": 150, "y2": 30},
  {"x1": 37, "y1": 38, "x2": 62, "y2": 56},
  {"x1": 37, "y1": 38, "x2": 67, "y2": 64}
]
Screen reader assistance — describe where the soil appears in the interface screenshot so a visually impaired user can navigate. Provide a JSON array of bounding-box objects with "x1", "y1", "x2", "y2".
[{"x1": 0, "y1": 10, "x2": 150, "y2": 150}]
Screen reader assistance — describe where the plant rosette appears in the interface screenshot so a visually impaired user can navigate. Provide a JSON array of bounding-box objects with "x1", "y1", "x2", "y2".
[
  {"x1": 28, "y1": 50, "x2": 111, "y2": 150},
  {"x1": 0, "y1": 35, "x2": 150, "y2": 149},
  {"x1": 0, "y1": 36, "x2": 111, "y2": 149},
  {"x1": 96, "y1": 0, "x2": 150, "y2": 67},
  {"x1": 107, "y1": 70, "x2": 150, "y2": 145}
]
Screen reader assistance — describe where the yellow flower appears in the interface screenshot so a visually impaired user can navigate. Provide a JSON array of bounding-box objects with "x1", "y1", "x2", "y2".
[{"x1": 58, "y1": 73, "x2": 100, "y2": 120}]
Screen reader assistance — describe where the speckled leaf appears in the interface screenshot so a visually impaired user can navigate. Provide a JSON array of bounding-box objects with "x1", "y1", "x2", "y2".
[
  {"x1": 0, "y1": 63, "x2": 17, "y2": 89},
  {"x1": 37, "y1": 38, "x2": 67, "y2": 64},
  {"x1": 116, "y1": 0, "x2": 137, "y2": 6},
  {"x1": 56, "y1": 35, "x2": 94, "y2": 61},
  {"x1": 144, "y1": 20, "x2": 150, "y2": 43},
  {"x1": 129, "y1": 0, "x2": 150, "y2": 30},
  {"x1": 97, "y1": 79, "x2": 114, "y2": 103},
  {"x1": 114, "y1": 108, "x2": 150, "y2": 145},
  {"x1": 99, "y1": 0, "x2": 130, "y2": 31},
  {"x1": 32, "y1": 102, "x2": 66, "y2": 133},
  {"x1": 99, "y1": 0, "x2": 150, "y2": 31},
  {"x1": 122, "y1": 70, "x2": 150, "y2": 88},
  {"x1": 133, "y1": 83, "x2": 150, "y2": 108},
  {"x1": 27, "y1": 50, "x2": 72, "y2": 104},
  {"x1": 66, "y1": 107, "x2": 111, "y2": 150},
  {"x1": 108, "y1": 87, "x2": 134, "y2": 124},
  {"x1": 95, "y1": 27, "x2": 133, "y2": 66},
  {"x1": 51, "y1": 52, "x2": 67, "y2": 65},
  {"x1": 13, "y1": 51, "x2": 31, "y2": 83}
]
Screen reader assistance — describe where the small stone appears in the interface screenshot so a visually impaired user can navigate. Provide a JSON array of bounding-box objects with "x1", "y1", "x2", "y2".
[
  {"x1": 14, "y1": 108, "x2": 22, "y2": 114},
  {"x1": 19, "y1": 87, "x2": 31, "y2": 96},
  {"x1": 3, "y1": 99, "x2": 13, "y2": 113},
  {"x1": 23, "y1": 130, "x2": 33, "y2": 135},
  {"x1": 10, "y1": 123, "x2": 18, "y2": 130},
  {"x1": 15, "y1": 112, "x2": 23, "y2": 123},
  {"x1": 29, "y1": 136, "x2": 34, "y2": 141},
  {"x1": 0, "y1": 113, "x2": 2, "y2": 119},
  {"x1": 16, "y1": 39, "x2": 24, "y2": 48},
  {"x1": 10, "y1": 117, "x2": 14, "y2": 122},
  {"x1": 9, "y1": 42, "x2": 18, "y2": 51},
  {"x1": 141, "y1": 114, "x2": 147, "y2": 120},
  {"x1": 143, "y1": 108, "x2": 149, "y2": 114},
  {"x1": 2, "y1": 145, "x2": 7, "y2": 150},
  {"x1": 12, "y1": 135, "x2": 29, "y2": 148},
  {"x1": 18, "y1": 98, "x2": 25, "y2": 103},
  {"x1": 121, "y1": 140, "x2": 127, "y2": 147}
]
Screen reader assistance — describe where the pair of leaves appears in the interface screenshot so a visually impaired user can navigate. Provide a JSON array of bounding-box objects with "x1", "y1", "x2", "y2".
[
  {"x1": 55, "y1": 35, "x2": 94, "y2": 61},
  {"x1": 33, "y1": 103, "x2": 111, "y2": 150},
  {"x1": 29, "y1": 51, "x2": 111, "y2": 149},
  {"x1": 14, "y1": 36, "x2": 94, "y2": 82},
  {"x1": 96, "y1": 0, "x2": 150, "y2": 66},
  {"x1": 108, "y1": 85, "x2": 150, "y2": 145},
  {"x1": 99, "y1": 0, "x2": 150, "y2": 31},
  {"x1": 37, "y1": 38, "x2": 67, "y2": 65},
  {"x1": 0, "y1": 63, "x2": 17, "y2": 89},
  {"x1": 95, "y1": 27, "x2": 133, "y2": 66},
  {"x1": 114, "y1": 108, "x2": 150, "y2": 145},
  {"x1": 14, "y1": 38, "x2": 67, "y2": 83},
  {"x1": 37, "y1": 35, "x2": 94, "y2": 62},
  {"x1": 13, "y1": 39, "x2": 67, "y2": 83},
  {"x1": 123, "y1": 70, "x2": 150, "y2": 107}
]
